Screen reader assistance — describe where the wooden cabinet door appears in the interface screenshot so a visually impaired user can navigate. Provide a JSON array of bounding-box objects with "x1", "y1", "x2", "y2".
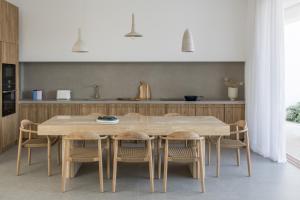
[
  {"x1": 80, "y1": 104, "x2": 107, "y2": 115},
  {"x1": 107, "y1": 104, "x2": 136, "y2": 115},
  {"x1": 166, "y1": 104, "x2": 196, "y2": 116},
  {"x1": 196, "y1": 104, "x2": 225, "y2": 121},
  {"x1": 1, "y1": 42, "x2": 18, "y2": 63},
  {"x1": 0, "y1": 1, "x2": 18, "y2": 43},
  {"x1": 47, "y1": 104, "x2": 81, "y2": 118},
  {"x1": 224, "y1": 104, "x2": 245, "y2": 124},
  {"x1": 137, "y1": 104, "x2": 166, "y2": 116},
  {"x1": 0, "y1": 0, "x2": 3, "y2": 41}
]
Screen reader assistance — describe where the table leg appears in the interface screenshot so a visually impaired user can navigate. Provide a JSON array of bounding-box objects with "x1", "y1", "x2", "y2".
[
  {"x1": 216, "y1": 136, "x2": 221, "y2": 177},
  {"x1": 61, "y1": 138, "x2": 81, "y2": 178},
  {"x1": 201, "y1": 139, "x2": 206, "y2": 178}
]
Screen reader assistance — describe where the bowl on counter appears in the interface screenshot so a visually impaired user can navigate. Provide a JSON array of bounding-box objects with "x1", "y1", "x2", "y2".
[{"x1": 184, "y1": 96, "x2": 204, "y2": 101}]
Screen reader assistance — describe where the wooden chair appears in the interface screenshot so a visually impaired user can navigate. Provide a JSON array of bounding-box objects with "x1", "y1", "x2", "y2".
[
  {"x1": 112, "y1": 132, "x2": 155, "y2": 192},
  {"x1": 207, "y1": 120, "x2": 252, "y2": 176},
  {"x1": 161, "y1": 131, "x2": 205, "y2": 192},
  {"x1": 157, "y1": 113, "x2": 189, "y2": 179},
  {"x1": 61, "y1": 133, "x2": 109, "y2": 192},
  {"x1": 16, "y1": 120, "x2": 60, "y2": 176},
  {"x1": 123, "y1": 113, "x2": 145, "y2": 146}
]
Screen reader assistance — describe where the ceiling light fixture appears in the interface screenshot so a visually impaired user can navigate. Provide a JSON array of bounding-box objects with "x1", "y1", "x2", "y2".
[
  {"x1": 72, "y1": 28, "x2": 88, "y2": 53},
  {"x1": 125, "y1": 13, "x2": 143, "y2": 38},
  {"x1": 182, "y1": 29, "x2": 195, "y2": 52}
]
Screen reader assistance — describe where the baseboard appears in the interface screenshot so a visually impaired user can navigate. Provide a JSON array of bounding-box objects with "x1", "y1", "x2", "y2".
[{"x1": 287, "y1": 153, "x2": 300, "y2": 169}]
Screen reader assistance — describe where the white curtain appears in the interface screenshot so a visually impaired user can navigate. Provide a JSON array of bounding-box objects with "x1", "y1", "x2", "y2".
[{"x1": 245, "y1": 0, "x2": 286, "y2": 162}]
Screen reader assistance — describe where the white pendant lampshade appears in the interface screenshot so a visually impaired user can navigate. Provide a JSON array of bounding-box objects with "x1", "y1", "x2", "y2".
[
  {"x1": 125, "y1": 13, "x2": 143, "y2": 38},
  {"x1": 72, "y1": 28, "x2": 88, "y2": 53},
  {"x1": 182, "y1": 29, "x2": 195, "y2": 52}
]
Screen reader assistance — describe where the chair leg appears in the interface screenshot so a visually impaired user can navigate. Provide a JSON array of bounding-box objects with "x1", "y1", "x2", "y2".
[
  {"x1": 112, "y1": 140, "x2": 118, "y2": 192},
  {"x1": 98, "y1": 142, "x2": 104, "y2": 192},
  {"x1": 106, "y1": 138, "x2": 111, "y2": 179},
  {"x1": 198, "y1": 140, "x2": 205, "y2": 193},
  {"x1": 157, "y1": 138, "x2": 161, "y2": 179},
  {"x1": 148, "y1": 142, "x2": 154, "y2": 192},
  {"x1": 27, "y1": 148, "x2": 32, "y2": 165},
  {"x1": 216, "y1": 136, "x2": 221, "y2": 177},
  {"x1": 207, "y1": 139, "x2": 211, "y2": 166},
  {"x1": 61, "y1": 140, "x2": 67, "y2": 192},
  {"x1": 57, "y1": 139, "x2": 61, "y2": 166},
  {"x1": 246, "y1": 146, "x2": 252, "y2": 176},
  {"x1": 163, "y1": 141, "x2": 169, "y2": 193},
  {"x1": 16, "y1": 132, "x2": 23, "y2": 176},
  {"x1": 47, "y1": 137, "x2": 52, "y2": 176},
  {"x1": 236, "y1": 148, "x2": 240, "y2": 166}
]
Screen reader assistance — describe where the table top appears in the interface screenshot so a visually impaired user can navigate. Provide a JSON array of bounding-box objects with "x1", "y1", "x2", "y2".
[{"x1": 38, "y1": 115, "x2": 230, "y2": 136}]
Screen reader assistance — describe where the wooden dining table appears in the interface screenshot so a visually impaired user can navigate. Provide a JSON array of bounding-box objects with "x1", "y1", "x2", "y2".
[{"x1": 38, "y1": 115, "x2": 230, "y2": 178}]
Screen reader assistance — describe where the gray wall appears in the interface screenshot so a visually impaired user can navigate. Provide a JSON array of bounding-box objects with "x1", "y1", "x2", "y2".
[{"x1": 20, "y1": 62, "x2": 245, "y2": 100}]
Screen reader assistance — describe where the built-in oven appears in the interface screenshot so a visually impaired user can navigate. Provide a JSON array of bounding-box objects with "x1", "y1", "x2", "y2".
[{"x1": 2, "y1": 64, "x2": 16, "y2": 117}]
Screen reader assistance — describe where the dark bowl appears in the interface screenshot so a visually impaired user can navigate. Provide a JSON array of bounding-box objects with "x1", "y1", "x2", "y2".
[{"x1": 184, "y1": 96, "x2": 198, "y2": 101}]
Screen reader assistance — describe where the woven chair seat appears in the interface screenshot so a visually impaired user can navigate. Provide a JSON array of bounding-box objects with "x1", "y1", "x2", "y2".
[
  {"x1": 168, "y1": 147, "x2": 198, "y2": 160},
  {"x1": 69, "y1": 148, "x2": 100, "y2": 162},
  {"x1": 220, "y1": 139, "x2": 246, "y2": 148},
  {"x1": 23, "y1": 137, "x2": 58, "y2": 148},
  {"x1": 118, "y1": 147, "x2": 148, "y2": 161}
]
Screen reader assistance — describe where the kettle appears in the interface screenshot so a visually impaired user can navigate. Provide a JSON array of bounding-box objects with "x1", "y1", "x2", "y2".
[{"x1": 137, "y1": 81, "x2": 151, "y2": 100}]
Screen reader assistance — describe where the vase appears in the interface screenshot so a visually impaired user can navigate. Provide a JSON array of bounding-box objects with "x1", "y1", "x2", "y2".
[{"x1": 228, "y1": 87, "x2": 238, "y2": 101}]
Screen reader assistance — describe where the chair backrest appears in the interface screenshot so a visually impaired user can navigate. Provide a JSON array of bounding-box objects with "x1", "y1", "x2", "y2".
[
  {"x1": 64, "y1": 132, "x2": 107, "y2": 141},
  {"x1": 164, "y1": 113, "x2": 180, "y2": 117},
  {"x1": 20, "y1": 119, "x2": 33, "y2": 129},
  {"x1": 236, "y1": 120, "x2": 247, "y2": 129},
  {"x1": 113, "y1": 131, "x2": 152, "y2": 141},
  {"x1": 124, "y1": 113, "x2": 143, "y2": 117},
  {"x1": 232, "y1": 120, "x2": 248, "y2": 133},
  {"x1": 164, "y1": 131, "x2": 202, "y2": 141}
]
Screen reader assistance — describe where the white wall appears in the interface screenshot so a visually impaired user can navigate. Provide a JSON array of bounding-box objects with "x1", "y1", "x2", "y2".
[{"x1": 9, "y1": 0, "x2": 247, "y2": 62}]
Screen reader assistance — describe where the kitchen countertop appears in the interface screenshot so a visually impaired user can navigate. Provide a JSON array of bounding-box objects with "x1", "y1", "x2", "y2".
[{"x1": 19, "y1": 99, "x2": 245, "y2": 104}]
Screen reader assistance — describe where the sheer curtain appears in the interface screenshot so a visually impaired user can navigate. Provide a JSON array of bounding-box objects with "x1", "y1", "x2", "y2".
[{"x1": 245, "y1": 0, "x2": 286, "y2": 162}]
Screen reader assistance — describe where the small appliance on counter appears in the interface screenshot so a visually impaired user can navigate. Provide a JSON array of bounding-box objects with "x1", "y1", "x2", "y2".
[
  {"x1": 32, "y1": 90, "x2": 43, "y2": 101},
  {"x1": 96, "y1": 115, "x2": 119, "y2": 124},
  {"x1": 137, "y1": 81, "x2": 151, "y2": 100},
  {"x1": 2, "y1": 63, "x2": 16, "y2": 117},
  {"x1": 56, "y1": 90, "x2": 72, "y2": 100},
  {"x1": 184, "y1": 96, "x2": 204, "y2": 101}
]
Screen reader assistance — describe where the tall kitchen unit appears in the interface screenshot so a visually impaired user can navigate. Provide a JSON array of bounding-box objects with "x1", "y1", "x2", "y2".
[{"x1": 0, "y1": 0, "x2": 19, "y2": 152}]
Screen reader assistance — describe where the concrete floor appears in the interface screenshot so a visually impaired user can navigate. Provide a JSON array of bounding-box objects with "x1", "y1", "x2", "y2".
[{"x1": 0, "y1": 145, "x2": 300, "y2": 200}]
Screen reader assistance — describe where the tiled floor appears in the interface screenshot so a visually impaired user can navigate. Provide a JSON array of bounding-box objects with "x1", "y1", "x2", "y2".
[{"x1": 0, "y1": 145, "x2": 300, "y2": 200}]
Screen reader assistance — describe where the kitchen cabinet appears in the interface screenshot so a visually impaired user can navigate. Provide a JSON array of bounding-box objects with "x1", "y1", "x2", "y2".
[
  {"x1": 0, "y1": 0, "x2": 18, "y2": 43},
  {"x1": 166, "y1": 104, "x2": 196, "y2": 116},
  {"x1": 137, "y1": 104, "x2": 166, "y2": 116},
  {"x1": 0, "y1": 0, "x2": 19, "y2": 153},
  {"x1": 81, "y1": 104, "x2": 107, "y2": 115},
  {"x1": 196, "y1": 104, "x2": 225, "y2": 121},
  {"x1": 18, "y1": 102, "x2": 246, "y2": 130},
  {"x1": 224, "y1": 104, "x2": 245, "y2": 124},
  {"x1": 1, "y1": 42, "x2": 18, "y2": 63},
  {"x1": 107, "y1": 104, "x2": 136, "y2": 115}
]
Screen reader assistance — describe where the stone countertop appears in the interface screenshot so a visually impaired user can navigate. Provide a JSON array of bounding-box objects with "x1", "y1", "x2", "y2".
[{"x1": 19, "y1": 99, "x2": 245, "y2": 104}]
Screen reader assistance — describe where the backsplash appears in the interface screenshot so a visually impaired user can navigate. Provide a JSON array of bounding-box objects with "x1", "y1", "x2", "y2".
[{"x1": 20, "y1": 62, "x2": 245, "y2": 100}]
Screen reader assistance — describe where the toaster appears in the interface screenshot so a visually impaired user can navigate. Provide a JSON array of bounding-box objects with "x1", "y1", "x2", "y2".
[{"x1": 56, "y1": 90, "x2": 71, "y2": 100}]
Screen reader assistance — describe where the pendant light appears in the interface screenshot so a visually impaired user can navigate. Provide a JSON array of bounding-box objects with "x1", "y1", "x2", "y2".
[
  {"x1": 125, "y1": 13, "x2": 143, "y2": 38},
  {"x1": 72, "y1": 28, "x2": 88, "y2": 53},
  {"x1": 182, "y1": 29, "x2": 195, "y2": 52}
]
